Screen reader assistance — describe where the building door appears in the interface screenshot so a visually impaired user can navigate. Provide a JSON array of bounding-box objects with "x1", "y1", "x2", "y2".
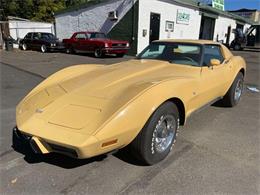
[
  {"x1": 199, "y1": 16, "x2": 215, "y2": 40},
  {"x1": 150, "y1": 13, "x2": 160, "y2": 43},
  {"x1": 226, "y1": 26, "x2": 231, "y2": 45}
]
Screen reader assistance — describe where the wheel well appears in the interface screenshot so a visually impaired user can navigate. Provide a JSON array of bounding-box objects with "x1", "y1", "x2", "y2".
[
  {"x1": 168, "y1": 98, "x2": 185, "y2": 126},
  {"x1": 239, "y1": 68, "x2": 245, "y2": 76}
]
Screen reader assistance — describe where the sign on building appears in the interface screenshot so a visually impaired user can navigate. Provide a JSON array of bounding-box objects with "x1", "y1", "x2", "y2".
[
  {"x1": 212, "y1": 0, "x2": 225, "y2": 11},
  {"x1": 176, "y1": 9, "x2": 190, "y2": 25}
]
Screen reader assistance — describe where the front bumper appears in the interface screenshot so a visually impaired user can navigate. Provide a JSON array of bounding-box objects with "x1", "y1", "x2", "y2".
[
  {"x1": 13, "y1": 127, "x2": 78, "y2": 158},
  {"x1": 102, "y1": 47, "x2": 129, "y2": 54},
  {"x1": 47, "y1": 45, "x2": 66, "y2": 51},
  {"x1": 13, "y1": 126, "x2": 121, "y2": 159}
]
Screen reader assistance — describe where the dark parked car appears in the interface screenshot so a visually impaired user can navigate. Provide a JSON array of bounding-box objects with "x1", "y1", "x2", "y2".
[{"x1": 19, "y1": 32, "x2": 65, "y2": 53}]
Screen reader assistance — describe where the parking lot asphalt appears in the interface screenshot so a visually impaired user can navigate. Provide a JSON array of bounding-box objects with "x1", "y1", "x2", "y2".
[{"x1": 0, "y1": 49, "x2": 259, "y2": 194}]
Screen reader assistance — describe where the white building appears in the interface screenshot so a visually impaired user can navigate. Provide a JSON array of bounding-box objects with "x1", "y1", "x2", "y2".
[{"x1": 55, "y1": 0, "x2": 253, "y2": 55}]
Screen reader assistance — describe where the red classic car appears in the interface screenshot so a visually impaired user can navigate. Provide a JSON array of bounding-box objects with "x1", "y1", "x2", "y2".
[{"x1": 63, "y1": 32, "x2": 130, "y2": 57}]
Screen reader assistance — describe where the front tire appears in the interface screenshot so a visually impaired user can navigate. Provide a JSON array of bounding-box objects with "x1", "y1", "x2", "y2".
[
  {"x1": 94, "y1": 48, "x2": 103, "y2": 58},
  {"x1": 222, "y1": 72, "x2": 244, "y2": 107},
  {"x1": 234, "y1": 43, "x2": 241, "y2": 51},
  {"x1": 40, "y1": 44, "x2": 47, "y2": 53},
  {"x1": 66, "y1": 46, "x2": 74, "y2": 54},
  {"x1": 130, "y1": 102, "x2": 179, "y2": 165}
]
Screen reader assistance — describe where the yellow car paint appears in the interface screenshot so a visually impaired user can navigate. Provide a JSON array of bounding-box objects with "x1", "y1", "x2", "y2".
[{"x1": 16, "y1": 40, "x2": 246, "y2": 159}]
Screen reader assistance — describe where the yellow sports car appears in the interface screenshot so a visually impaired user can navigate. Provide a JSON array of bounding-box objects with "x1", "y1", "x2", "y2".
[{"x1": 14, "y1": 40, "x2": 246, "y2": 165}]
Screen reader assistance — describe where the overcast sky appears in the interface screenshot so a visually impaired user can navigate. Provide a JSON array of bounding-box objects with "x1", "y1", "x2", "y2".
[{"x1": 225, "y1": 0, "x2": 260, "y2": 10}]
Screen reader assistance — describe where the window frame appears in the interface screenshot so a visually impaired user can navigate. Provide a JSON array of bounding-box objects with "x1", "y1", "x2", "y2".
[
  {"x1": 202, "y1": 44, "x2": 225, "y2": 66},
  {"x1": 90, "y1": 32, "x2": 107, "y2": 39}
]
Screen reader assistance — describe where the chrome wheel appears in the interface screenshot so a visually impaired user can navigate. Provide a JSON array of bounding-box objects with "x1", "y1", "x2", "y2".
[
  {"x1": 94, "y1": 48, "x2": 102, "y2": 58},
  {"x1": 41, "y1": 45, "x2": 47, "y2": 53},
  {"x1": 22, "y1": 43, "x2": 27, "y2": 50},
  {"x1": 152, "y1": 115, "x2": 176, "y2": 154},
  {"x1": 234, "y1": 79, "x2": 243, "y2": 101}
]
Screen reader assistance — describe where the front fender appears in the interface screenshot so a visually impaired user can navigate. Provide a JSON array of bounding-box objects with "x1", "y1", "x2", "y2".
[{"x1": 92, "y1": 78, "x2": 193, "y2": 149}]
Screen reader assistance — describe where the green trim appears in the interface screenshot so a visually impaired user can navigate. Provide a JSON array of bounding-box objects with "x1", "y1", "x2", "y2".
[
  {"x1": 108, "y1": 0, "x2": 139, "y2": 55},
  {"x1": 200, "y1": 11, "x2": 219, "y2": 19},
  {"x1": 173, "y1": 0, "x2": 199, "y2": 8},
  {"x1": 236, "y1": 21, "x2": 245, "y2": 25},
  {"x1": 199, "y1": 5, "x2": 254, "y2": 25}
]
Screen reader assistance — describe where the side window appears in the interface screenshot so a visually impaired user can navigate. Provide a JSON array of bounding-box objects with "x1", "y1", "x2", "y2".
[
  {"x1": 90, "y1": 33, "x2": 96, "y2": 39},
  {"x1": 42, "y1": 34, "x2": 49, "y2": 40},
  {"x1": 24, "y1": 33, "x2": 32, "y2": 39},
  {"x1": 203, "y1": 45, "x2": 224, "y2": 66},
  {"x1": 75, "y1": 33, "x2": 86, "y2": 40},
  {"x1": 33, "y1": 33, "x2": 40, "y2": 40}
]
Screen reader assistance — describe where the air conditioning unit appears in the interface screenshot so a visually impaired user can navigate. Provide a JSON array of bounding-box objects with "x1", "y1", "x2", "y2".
[{"x1": 108, "y1": 11, "x2": 118, "y2": 21}]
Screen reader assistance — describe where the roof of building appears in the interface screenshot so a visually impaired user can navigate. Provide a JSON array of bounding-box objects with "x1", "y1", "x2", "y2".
[
  {"x1": 198, "y1": 4, "x2": 256, "y2": 24},
  {"x1": 7, "y1": 16, "x2": 30, "y2": 21},
  {"x1": 172, "y1": 0, "x2": 199, "y2": 7},
  {"x1": 55, "y1": 0, "x2": 255, "y2": 25}
]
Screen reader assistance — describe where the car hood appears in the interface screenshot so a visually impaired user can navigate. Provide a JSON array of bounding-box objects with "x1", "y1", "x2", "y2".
[
  {"x1": 17, "y1": 60, "x2": 196, "y2": 135},
  {"x1": 44, "y1": 39, "x2": 62, "y2": 44},
  {"x1": 93, "y1": 38, "x2": 128, "y2": 44},
  {"x1": 59, "y1": 60, "x2": 189, "y2": 98}
]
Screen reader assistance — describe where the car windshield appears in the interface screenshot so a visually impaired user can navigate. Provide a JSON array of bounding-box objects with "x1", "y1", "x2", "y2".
[
  {"x1": 137, "y1": 42, "x2": 202, "y2": 66},
  {"x1": 90, "y1": 33, "x2": 107, "y2": 39}
]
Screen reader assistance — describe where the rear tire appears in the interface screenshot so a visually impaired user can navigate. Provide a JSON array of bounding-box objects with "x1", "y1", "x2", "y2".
[
  {"x1": 222, "y1": 72, "x2": 244, "y2": 107},
  {"x1": 22, "y1": 43, "x2": 27, "y2": 51},
  {"x1": 130, "y1": 102, "x2": 180, "y2": 165}
]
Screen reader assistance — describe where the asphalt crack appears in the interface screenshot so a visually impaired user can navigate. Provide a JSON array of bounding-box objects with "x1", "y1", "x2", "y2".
[
  {"x1": 0, "y1": 62, "x2": 45, "y2": 79},
  {"x1": 59, "y1": 157, "x2": 108, "y2": 195},
  {"x1": 0, "y1": 149, "x2": 14, "y2": 158},
  {"x1": 118, "y1": 142, "x2": 194, "y2": 194}
]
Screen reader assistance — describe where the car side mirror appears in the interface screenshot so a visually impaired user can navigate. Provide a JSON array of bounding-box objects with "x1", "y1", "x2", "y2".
[{"x1": 210, "y1": 59, "x2": 221, "y2": 66}]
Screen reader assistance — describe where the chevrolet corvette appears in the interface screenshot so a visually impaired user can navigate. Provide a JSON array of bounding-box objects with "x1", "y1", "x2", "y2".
[{"x1": 14, "y1": 40, "x2": 246, "y2": 165}]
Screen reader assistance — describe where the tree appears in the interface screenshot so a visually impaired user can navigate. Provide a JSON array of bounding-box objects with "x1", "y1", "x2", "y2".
[
  {"x1": 0, "y1": 0, "x2": 92, "y2": 22},
  {"x1": 32, "y1": 0, "x2": 66, "y2": 22}
]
